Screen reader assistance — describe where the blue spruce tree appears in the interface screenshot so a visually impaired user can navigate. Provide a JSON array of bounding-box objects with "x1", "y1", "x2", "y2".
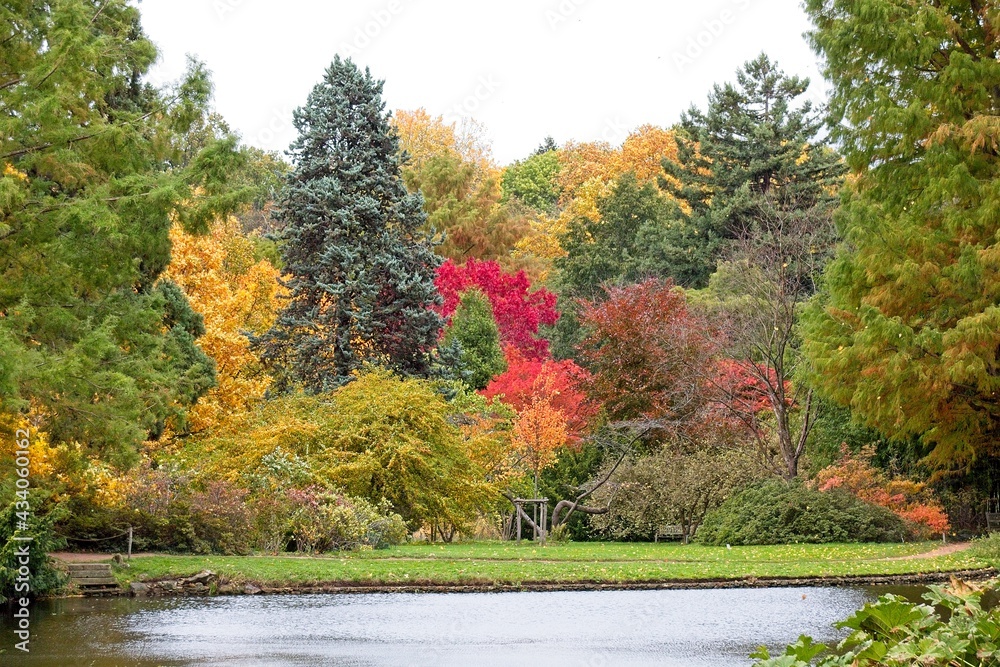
[{"x1": 258, "y1": 57, "x2": 443, "y2": 390}]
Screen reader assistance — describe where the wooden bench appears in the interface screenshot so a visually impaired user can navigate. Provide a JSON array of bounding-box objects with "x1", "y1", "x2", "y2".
[
  {"x1": 654, "y1": 525, "x2": 684, "y2": 542},
  {"x1": 987, "y1": 512, "x2": 1000, "y2": 532}
]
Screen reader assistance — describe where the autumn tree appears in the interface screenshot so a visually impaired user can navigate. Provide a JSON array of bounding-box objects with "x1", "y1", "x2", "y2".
[
  {"x1": 436, "y1": 259, "x2": 558, "y2": 359},
  {"x1": 403, "y1": 153, "x2": 525, "y2": 262},
  {"x1": 512, "y1": 398, "x2": 569, "y2": 496},
  {"x1": 255, "y1": 58, "x2": 442, "y2": 391},
  {"x1": 188, "y1": 371, "x2": 493, "y2": 533},
  {"x1": 393, "y1": 108, "x2": 494, "y2": 176},
  {"x1": 801, "y1": 0, "x2": 1000, "y2": 470},
  {"x1": 441, "y1": 289, "x2": 506, "y2": 391},
  {"x1": 163, "y1": 218, "x2": 284, "y2": 430},
  {"x1": 393, "y1": 109, "x2": 525, "y2": 263},
  {"x1": 481, "y1": 346, "x2": 593, "y2": 441},
  {"x1": 577, "y1": 279, "x2": 715, "y2": 431}
]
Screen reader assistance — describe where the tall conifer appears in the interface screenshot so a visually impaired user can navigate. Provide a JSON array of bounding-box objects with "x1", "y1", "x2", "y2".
[{"x1": 258, "y1": 57, "x2": 442, "y2": 390}]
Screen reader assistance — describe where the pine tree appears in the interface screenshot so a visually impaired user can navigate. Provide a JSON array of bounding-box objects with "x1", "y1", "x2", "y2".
[
  {"x1": 442, "y1": 289, "x2": 506, "y2": 391},
  {"x1": 257, "y1": 57, "x2": 442, "y2": 391},
  {"x1": 802, "y1": 0, "x2": 1000, "y2": 470},
  {"x1": 663, "y1": 53, "x2": 844, "y2": 285}
]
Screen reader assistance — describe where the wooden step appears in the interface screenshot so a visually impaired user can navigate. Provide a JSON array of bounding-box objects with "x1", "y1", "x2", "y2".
[
  {"x1": 67, "y1": 566, "x2": 113, "y2": 573},
  {"x1": 74, "y1": 577, "x2": 118, "y2": 586},
  {"x1": 65, "y1": 563, "x2": 120, "y2": 595}
]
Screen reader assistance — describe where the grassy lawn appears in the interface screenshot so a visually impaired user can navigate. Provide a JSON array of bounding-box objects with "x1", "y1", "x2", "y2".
[{"x1": 115, "y1": 541, "x2": 991, "y2": 587}]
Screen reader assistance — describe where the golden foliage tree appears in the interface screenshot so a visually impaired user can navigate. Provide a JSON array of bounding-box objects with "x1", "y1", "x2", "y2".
[
  {"x1": 163, "y1": 218, "x2": 283, "y2": 430},
  {"x1": 511, "y1": 396, "x2": 569, "y2": 495}
]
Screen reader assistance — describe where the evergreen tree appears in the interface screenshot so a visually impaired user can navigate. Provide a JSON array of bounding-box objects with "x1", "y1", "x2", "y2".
[
  {"x1": 663, "y1": 53, "x2": 844, "y2": 285},
  {"x1": 802, "y1": 0, "x2": 1000, "y2": 470},
  {"x1": 442, "y1": 289, "x2": 507, "y2": 391},
  {"x1": 1, "y1": 1, "x2": 243, "y2": 463},
  {"x1": 557, "y1": 173, "x2": 708, "y2": 299},
  {"x1": 533, "y1": 136, "x2": 559, "y2": 156},
  {"x1": 257, "y1": 57, "x2": 442, "y2": 391}
]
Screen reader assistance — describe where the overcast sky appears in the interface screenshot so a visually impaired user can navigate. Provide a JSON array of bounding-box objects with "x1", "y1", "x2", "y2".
[{"x1": 137, "y1": 0, "x2": 825, "y2": 165}]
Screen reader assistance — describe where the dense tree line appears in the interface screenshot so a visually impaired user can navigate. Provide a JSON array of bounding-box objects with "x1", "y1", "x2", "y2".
[{"x1": 4, "y1": 0, "x2": 994, "y2": 601}]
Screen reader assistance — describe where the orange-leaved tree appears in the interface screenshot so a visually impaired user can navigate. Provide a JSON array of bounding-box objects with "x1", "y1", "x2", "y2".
[
  {"x1": 511, "y1": 395, "x2": 568, "y2": 496},
  {"x1": 163, "y1": 218, "x2": 284, "y2": 430}
]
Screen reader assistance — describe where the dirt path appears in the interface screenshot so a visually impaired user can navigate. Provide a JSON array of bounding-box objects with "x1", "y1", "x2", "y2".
[
  {"x1": 50, "y1": 552, "x2": 155, "y2": 563},
  {"x1": 882, "y1": 542, "x2": 972, "y2": 561}
]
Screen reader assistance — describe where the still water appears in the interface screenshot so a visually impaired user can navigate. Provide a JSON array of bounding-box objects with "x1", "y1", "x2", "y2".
[{"x1": 2, "y1": 586, "x2": 919, "y2": 667}]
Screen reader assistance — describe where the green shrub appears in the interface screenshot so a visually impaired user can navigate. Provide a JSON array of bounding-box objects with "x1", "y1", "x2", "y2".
[
  {"x1": 753, "y1": 579, "x2": 1000, "y2": 665},
  {"x1": 0, "y1": 497, "x2": 67, "y2": 602},
  {"x1": 698, "y1": 479, "x2": 908, "y2": 545}
]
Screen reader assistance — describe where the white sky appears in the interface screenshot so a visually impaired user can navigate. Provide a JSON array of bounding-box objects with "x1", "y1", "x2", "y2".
[{"x1": 137, "y1": 0, "x2": 825, "y2": 165}]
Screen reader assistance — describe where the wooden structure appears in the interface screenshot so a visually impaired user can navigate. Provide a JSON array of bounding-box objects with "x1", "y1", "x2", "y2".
[
  {"x1": 988, "y1": 498, "x2": 1000, "y2": 532},
  {"x1": 66, "y1": 562, "x2": 119, "y2": 596},
  {"x1": 512, "y1": 498, "x2": 548, "y2": 542}
]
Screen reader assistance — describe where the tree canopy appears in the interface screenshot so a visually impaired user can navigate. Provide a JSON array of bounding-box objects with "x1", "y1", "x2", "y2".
[{"x1": 802, "y1": 0, "x2": 1000, "y2": 471}]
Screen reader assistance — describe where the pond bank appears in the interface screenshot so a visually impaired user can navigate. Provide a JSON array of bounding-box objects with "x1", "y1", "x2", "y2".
[{"x1": 115, "y1": 567, "x2": 999, "y2": 598}]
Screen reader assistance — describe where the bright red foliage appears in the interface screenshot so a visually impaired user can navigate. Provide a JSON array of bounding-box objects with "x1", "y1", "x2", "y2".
[
  {"x1": 712, "y1": 360, "x2": 777, "y2": 415},
  {"x1": 435, "y1": 259, "x2": 558, "y2": 359},
  {"x1": 481, "y1": 346, "x2": 594, "y2": 442}
]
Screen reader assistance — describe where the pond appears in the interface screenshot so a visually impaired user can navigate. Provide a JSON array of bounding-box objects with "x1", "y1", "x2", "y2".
[{"x1": 2, "y1": 586, "x2": 926, "y2": 667}]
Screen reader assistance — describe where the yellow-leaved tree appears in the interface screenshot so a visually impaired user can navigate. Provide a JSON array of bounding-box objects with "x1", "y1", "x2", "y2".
[{"x1": 163, "y1": 218, "x2": 284, "y2": 431}]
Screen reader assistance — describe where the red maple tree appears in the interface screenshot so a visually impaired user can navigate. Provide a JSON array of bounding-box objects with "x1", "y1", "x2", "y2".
[
  {"x1": 435, "y1": 259, "x2": 558, "y2": 359},
  {"x1": 577, "y1": 279, "x2": 716, "y2": 425}
]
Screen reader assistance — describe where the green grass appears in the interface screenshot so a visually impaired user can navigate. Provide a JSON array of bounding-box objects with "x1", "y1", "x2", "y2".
[{"x1": 115, "y1": 541, "x2": 990, "y2": 588}]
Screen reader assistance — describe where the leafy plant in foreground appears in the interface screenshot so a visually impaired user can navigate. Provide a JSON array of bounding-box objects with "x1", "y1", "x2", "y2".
[{"x1": 752, "y1": 579, "x2": 1000, "y2": 666}]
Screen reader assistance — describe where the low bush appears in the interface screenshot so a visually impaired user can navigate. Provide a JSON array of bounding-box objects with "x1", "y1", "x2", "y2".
[
  {"x1": 697, "y1": 479, "x2": 908, "y2": 545},
  {"x1": 590, "y1": 445, "x2": 764, "y2": 543},
  {"x1": 816, "y1": 445, "x2": 950, "y2": 539},
  {"x1": 286, "y1": 488, "x2": 407, "y2": 552}
]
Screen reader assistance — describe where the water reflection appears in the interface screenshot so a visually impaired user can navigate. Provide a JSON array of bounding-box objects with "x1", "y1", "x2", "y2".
[{"x1": 3, "y1": 586, "x2": 904, "y2": 667}]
